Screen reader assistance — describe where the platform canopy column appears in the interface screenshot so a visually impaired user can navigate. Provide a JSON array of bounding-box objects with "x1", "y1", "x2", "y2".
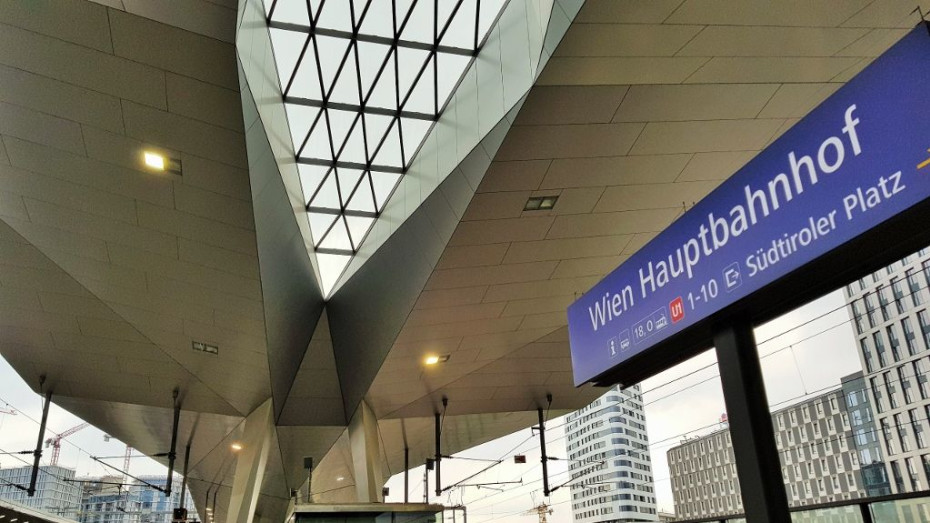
[
  {"x1": 227, "y1": 399, "x2": 274, "y2": 523},
  {"x1": 348, "y1": 400, "x2": 384, "y2": 503}
]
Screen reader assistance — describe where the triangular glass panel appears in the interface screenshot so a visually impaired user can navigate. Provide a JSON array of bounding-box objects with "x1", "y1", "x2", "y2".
[
  {"x1": 436, "y1": 0, "x2": 460, "y2": 39},
  {"x1": 307, "y1": 212, "x2": 337, "y2": 247},
  {"x1": 316, "y1": 1, "x2": 352, "y2": 31},
  {"x1": 316, "y1": 252, "x2": 350, "y2": 295},
  {"x1": 329, "y1": 48, "x2": 361, "y2": 105},
  {"x1": 345, "y1": 215, "x2": 375, "y2": 250},
  {"x1": 478, "y1": 0, "x2": 507, "y2": 45},
  {"x1": 359, "y1": 0, "x2": 394, "y2": 38},
  {"x1": 393, "y1": 0, "x2": 415, "y2": 32},
  {"x1": 287, "y1": 47, "x2": 323, "y2": 100},
  {"x1": 336, "y1": 167, "x2": 364, "y2": 204},
  {"x1": 363, "y1": 113, "x2": 394, "y2": 156},
  {"x1": 441, "y1": 0, "x2": 477, "y2": 49},
  {"x1": 346, "y1": 174, "x2": 376, "y2": 213},
  {"x1": 284, "y1": 104, "x2": 319, "y2": 154},
  {"x1": 356, "y1": 41, "x2": 392, "y2": 101},
  {"x1": 319, "y1": 217, "x2": 353, "y2": 251},
  {"x1": 373, "y1": 120, "x2": 403, "y2": 168},
  {"x1": 315, "y1": 35, "x2": 352, "y2": 97},
  {"x1": 310, "y1": 171, "x2": 340, "y2": 209},
  {"x1": 371, "y1": 171, "x2": 401, "y2": 211},
  {"x1": 326, "y1": 109, "x2": 358, "y2": 156},
  {"x1": 436, "y1": 53, "x2": 473, "y2": 110},
  {"x1": 269, "y1": 0, "x2": 309, "y2": 24},
  {"x1": 404, "y1": 57, "x2": 435, "y2": 114},
  {"x1": 269, "y1": 29, "x2": 308, "y2": 91},
  {"x1": 340, "y1": 124, "x2": 368, "y2": 165},
  {"x1": 399, "y1": 117, "x2": 433, "y2": 163},
  {"x1": 298, "y1": 164, "x2": 330, "y2": 206},
  {"x1": 299, "y1": 114, "x2": 331, "y2": 160},
  {"x1": 400, "y1": 0, "x2": 434, "y2": 44},
  {"x1": 365, "y1": 51, "x2": 397, "y2": 110},
  {"x1": 307, "y1": 0, "x2": 324, "y2": 21},
  {"x1": 351, "y1": 0, "x2": 370, "y2": 29},
  {"x1": 396, "y1": 47, "x2": 431, "y2": 105}
]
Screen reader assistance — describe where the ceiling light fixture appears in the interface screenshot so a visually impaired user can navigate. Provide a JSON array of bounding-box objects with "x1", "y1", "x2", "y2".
[
  {"x1": 230, "y1": 442, "x2": 243, "y2": 451},
  {"x1": 143, "y1": 151, "x2": 165, "y2": 170},
  {"x1": 142, "y1": 150, "x2": 182, "y2": 174},
  {"x1": 524, "y1": 195, "x2": 559, "y2": 211},
  {"x1": 424, "y1": 354, "x2": 450, "y2": 366},
  {"x1": 336, "y1": 476, "x2": 344, "y2": 482}
]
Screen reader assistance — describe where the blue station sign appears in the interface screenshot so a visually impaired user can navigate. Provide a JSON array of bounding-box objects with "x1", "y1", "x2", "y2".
[{"x1": 567, "y1": 26, "x2": 930, "y2": 386}]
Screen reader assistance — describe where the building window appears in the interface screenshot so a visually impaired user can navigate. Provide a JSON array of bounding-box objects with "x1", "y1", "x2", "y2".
[
  {"x1": 875, "y1": 332, "x2": 889, "y2": 367},
  {"x1": 908, "y1": 270, "x2": 924, "y2": 306},
  {"x1": 919, "y1": 310, "x2": 930, "y2": 350},
  {"x1": 888, "y1": 325, "x2": 903, "y2": 362},
  {"x1": 879, "y1": 285, "x2": 892, "y2": 322},
  {"x1": 865, "y1": 292, "x2": 879, "y2": 327},
  {"x1": 862, "y1": 339, "x2": 875, "y2": 373},
  {"x1": 893, "y1": 278, "x2": 908, "y2": 314},
  {"x1": 903, "y1": 317, "x2": 919, "y2": 355}
]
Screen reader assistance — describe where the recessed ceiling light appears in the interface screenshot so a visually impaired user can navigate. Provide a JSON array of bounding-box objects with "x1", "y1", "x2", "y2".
[
  {"x1": 230, "y1": 442, "x2": 243, "y2": 451},
  {"x1": 336, "y1": 476, "x2": 344, "y2": 482},
  {"x1": 143, "y1": 151, "x2": 166, "y2": 170},
  {"x1": 142, "y1": 150, "x2": 182, "y2": 174},
  {"x1": 424, "y1": 354, "x2": 450, "y2": 365},
  {"x1": 524, "y1": 195, "x2": 559, "y2": 211}
]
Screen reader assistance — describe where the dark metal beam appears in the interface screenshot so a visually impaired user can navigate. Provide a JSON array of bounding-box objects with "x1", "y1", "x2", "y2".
[
  {"x1": 714, "y1": 322, "x2": 790, "y2": 523},
  {"x1": 434, "y1": 411, "x2": 441, "y2": 497},
  {"x1": 537, "y1": 406, "x2": 550, "y2": 497},
  {"x1": 296, "y1": 157, "x2": 405, "y2": 175},
  {"x1": 266, "y1": 23, "x2": 476, "y2": 57},
  {"x1": 165, "y1": 389, "x2": 181, "y2": 498},
  {"x1": 28, "y1": 388, "x2": 51, "y2": 497}
]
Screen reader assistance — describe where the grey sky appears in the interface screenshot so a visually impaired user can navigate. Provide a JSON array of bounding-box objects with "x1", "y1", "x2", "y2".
[{"x1": 1, "y1": 290, "x2": 861, "y2": 523}]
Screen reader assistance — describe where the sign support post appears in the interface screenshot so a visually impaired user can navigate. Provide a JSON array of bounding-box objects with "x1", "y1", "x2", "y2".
[{"x1": 714, "y1": 321, "x2": 790, "y2": 523}]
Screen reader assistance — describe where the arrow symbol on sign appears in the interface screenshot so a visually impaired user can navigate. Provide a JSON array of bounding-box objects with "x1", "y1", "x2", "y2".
[{"x1": 919, "y1": 149, "x2": 930, "y2": 170}]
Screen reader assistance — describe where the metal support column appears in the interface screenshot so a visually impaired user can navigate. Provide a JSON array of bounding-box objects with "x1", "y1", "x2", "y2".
[
  {"x1": 714, "y1": 322, "x2": 790, "y2": 523},
  {"x1": 28, "y1": 388, "x2": 52, "y2": 497},
  {"x1": 423, "y1": 461, "x2": 429, "y2": 503},
  {"x1": 403, "y1": 447, "x2": 409, "y2": 503},
  {"x1": 434, "y1": 412, "x2": 441, "y2": 497},
  {"x1": 179, "y1": 443, "x2": 191, "y2": 509},
  {"x1": 165, "y1": 388, "x2": 180, "y2": 497},
  {"x1": 537, "y1": 407, "x2": 550, "y2": 497}
]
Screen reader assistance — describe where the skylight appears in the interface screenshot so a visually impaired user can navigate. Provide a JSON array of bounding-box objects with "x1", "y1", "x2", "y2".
[{"x1": 263, "y1": 0, "x2": 508, "y2": 294}]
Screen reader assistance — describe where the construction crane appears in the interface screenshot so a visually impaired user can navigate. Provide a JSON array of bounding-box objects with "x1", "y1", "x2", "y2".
[
  {"x1": 45, "y1": 422, "x2": 89, "y2": 466},
  {"x1": 524, "y1": 503, "x2": 553, "y2": 523},
  {"x1": 103, "y1": 434, "x2": 134, "y2": 477}
]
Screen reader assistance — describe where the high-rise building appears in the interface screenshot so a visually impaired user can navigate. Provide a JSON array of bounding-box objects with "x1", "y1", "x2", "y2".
[
  {"x1": 79, "y1": 476, "x2": 195, "y2": 523},
  {"x1": 844, "y1": 247, "x2": 930, "y2": 493},
  {"x1": 667, "y1": 375, "x2": 883, "y2": 520},
  {"x1": 0, "y1": 465, "x2": 83, "y2": 520},
  {"x1": 565, "y1": 384, "x2": 658, "y2": 523}
]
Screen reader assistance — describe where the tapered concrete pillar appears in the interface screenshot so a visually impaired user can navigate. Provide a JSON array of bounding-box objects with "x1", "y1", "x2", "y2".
[
  {"x1": 227, "y1": 399, "x2": 274, "y2": 523},
  {"x1": 348, "y1": 400, "x2": 384, "y2": 502}
]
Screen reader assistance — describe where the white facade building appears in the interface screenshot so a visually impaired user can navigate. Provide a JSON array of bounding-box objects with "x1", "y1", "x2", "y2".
[
  {"x1": 845, "y1": 246, "x2": 930, "y2": 493},
  {"x1": 565, "y1": 384, "x2": 658, "y2": 523},
  {"x1": 0, "y1": 465, "x2": 83, "y2": 520}
]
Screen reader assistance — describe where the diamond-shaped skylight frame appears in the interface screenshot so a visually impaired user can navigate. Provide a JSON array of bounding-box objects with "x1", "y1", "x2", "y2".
[{"x1": 264, "y1": 0, "x2": 508, "y2": 294}]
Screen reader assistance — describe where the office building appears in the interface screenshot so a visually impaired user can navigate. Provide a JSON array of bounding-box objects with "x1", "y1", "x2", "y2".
[
  {"x1": 566, "y1": 385, "x2": 658, "y2": 523},
  {"x1": 80, "y1": 476, "x2": 195, "y2": 523},
  {"x1": 0, "y1": 465, "x2": 82, "y2": 520},
  {"x1": 668, "y1": 375, "x2": 883, "y2": 519},
  {"x1": 845, "y1": 247, "x2": 930, "y2": 493}
]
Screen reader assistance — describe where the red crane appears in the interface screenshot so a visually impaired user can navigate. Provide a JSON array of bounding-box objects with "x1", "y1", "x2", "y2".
[{"x1": 45, "y1": 422, "x2": 89, "y2": 466}]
